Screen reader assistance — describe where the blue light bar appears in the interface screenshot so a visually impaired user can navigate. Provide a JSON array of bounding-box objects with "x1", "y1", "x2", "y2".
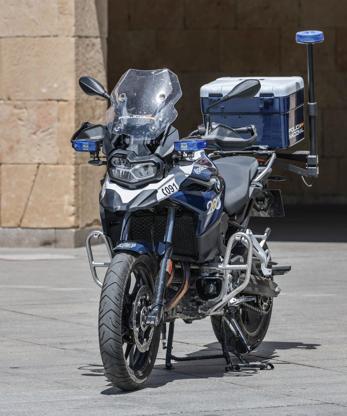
[
  {"x1": 72, "y1": 139, "x2": 99, "y2": 152},
  {"x1": 296, "y1": 30, "x2": 324, "y2": 44},
  {"x1": 174, "y1": 139, "x2": 207, "y2": 152}
]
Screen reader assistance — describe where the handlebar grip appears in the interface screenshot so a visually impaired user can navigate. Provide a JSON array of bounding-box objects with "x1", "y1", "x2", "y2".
[{"x1": 233, "y1": 125, "x2": 256, "y2": 135}]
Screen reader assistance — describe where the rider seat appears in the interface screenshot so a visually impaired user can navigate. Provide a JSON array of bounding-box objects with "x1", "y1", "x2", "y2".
[{"x1": 214, "y1": 156, "x2": 259, "y2": 215}]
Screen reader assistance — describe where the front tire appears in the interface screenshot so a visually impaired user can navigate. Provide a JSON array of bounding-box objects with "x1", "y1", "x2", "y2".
[{"x1": 98, "y1": 253, "x2": 160, "y2": 391}]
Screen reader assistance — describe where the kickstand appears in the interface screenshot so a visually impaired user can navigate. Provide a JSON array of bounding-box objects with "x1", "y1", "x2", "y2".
[
  {"x1": 163, "y1": 319, "x2": 274, "y2": 372},
  {"x1": 161, "y1": 323, "x2": 167, "y2": 350},
  {"x1": 221, "y1": 320, "x2": 234, "y2": 372},
  {"x1": 165, "y1": 321, "x2": 175, "y2": 370},
  {"x1": 221, "y1": 316, "x2": 274, "y2": 372},
  {"x1": 164, "y1": 320, "x2": 225, "y2": 369}
]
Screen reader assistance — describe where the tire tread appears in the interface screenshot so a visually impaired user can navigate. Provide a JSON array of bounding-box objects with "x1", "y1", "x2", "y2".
[{"x1": 98, "y1": 253, "x2": 159, "y2": 391}]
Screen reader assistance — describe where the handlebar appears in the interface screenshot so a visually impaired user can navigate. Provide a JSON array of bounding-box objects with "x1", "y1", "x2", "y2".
[{"x1": 203, "y1": 123, "x2": 258, "y2": 150}]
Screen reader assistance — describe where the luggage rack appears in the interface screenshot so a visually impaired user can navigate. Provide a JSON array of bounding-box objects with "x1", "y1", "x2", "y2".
[{"x1": 210, "y1": 147, "x2": 318, "y2": 179}]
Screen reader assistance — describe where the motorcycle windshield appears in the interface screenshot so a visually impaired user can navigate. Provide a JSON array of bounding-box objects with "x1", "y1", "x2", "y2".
[{"x1": 107, "y1": 68, "x2": 182, "y2": 143}]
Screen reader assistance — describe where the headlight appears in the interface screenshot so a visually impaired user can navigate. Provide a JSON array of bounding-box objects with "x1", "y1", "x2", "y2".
[{"x1": 109, "y1": 154, "x2": 160, "y2": 185}]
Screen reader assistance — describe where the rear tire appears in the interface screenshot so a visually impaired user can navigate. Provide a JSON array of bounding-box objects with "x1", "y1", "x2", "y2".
[
  {"x1": 211, "y1": 296, "x2": 273, "y2": 354},
  {"x1": 212, "y1": 240, "x2": 273, "y2": 355},
  {"x1": 98, "y1": 253, "x2": 160, "y2": 391}
]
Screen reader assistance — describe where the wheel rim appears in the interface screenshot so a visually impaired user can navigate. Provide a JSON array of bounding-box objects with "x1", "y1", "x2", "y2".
[
  {"x1": 239, "y1": 296, "x2": 272, "y2": 336},
  {"x1": 121, "y1": 264, "x2": 156, "y2": 377},
  {"x1": 132, "y1": 285, "x2": 154, "y2": 353}
]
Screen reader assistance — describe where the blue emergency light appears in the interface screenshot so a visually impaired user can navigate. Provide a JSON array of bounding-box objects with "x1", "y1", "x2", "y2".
[
  {"x1": 296, "y1": 30, "x2": 324, "y2": 44},
  {"x1": 174, "y1": 139, "x2": 207, "y2": 152},
  {"x1": 72, "y1": 139, "x2": 99, "y2": 152}
]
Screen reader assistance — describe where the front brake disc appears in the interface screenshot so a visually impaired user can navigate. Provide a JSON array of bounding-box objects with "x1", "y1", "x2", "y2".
[{"x1": 132, "y1": 285, "x2": 154, "y2": 353}]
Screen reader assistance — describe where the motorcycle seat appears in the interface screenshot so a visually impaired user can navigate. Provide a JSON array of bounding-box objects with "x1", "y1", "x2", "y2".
[{"x1": 214, "y1": 156, "x2": 259, "y2": 215}]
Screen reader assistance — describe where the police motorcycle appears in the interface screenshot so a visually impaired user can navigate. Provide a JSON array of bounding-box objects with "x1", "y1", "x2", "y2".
[{"x1": 72, "y1": 31, "x2": 324, "y2": 391}]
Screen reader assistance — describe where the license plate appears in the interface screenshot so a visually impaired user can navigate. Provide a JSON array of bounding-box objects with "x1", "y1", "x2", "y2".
[{"x1": 157, "y1": 177, "x2": 179, "y2": 201}]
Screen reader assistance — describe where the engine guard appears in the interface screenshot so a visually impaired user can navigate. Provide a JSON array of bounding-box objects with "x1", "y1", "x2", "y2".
[{"x1": 85, "y1": 230, "x2": 112, "y2": 288}]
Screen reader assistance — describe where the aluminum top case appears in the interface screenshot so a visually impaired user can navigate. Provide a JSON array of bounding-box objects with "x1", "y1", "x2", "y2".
[{"x1": 200, "y1": 76, "x2": 305, "y2": 149}]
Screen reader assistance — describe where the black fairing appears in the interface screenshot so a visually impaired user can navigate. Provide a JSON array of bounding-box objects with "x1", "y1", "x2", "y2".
[
  {"x1": 100, "y1": 188, "x2": 158, "y2": 213},
  {"x1": 155, "y1": 127, "x2": 179, "y2": 157},
  {"x1": 101, "y1": 206, "x2": 228, "y2": 263},
  {"x1": 102, "y1": 126, "x2": 179, "y2": 158},
  {"x1": 71, "y1": 122, "x2": 105, "y2": 144}
]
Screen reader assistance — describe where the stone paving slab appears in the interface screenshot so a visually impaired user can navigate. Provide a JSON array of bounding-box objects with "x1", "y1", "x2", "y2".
[{"x1": 0, "y1": 242, "x2": 347, "y2": 415}]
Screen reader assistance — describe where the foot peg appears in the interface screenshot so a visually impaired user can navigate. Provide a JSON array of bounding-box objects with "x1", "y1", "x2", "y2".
[{"x1": 272, "y1": 265, "x2": 291, "y2": 276}]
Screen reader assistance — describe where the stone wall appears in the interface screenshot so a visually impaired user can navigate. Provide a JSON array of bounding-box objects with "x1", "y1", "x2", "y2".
[
  {"x1": 108, "y1": 0, "x2": 347, "y2": 204},
  {"x1": 0, "y1": 0, "x2": 108, "y2": 246},
  {"x1": 1, "y1": 0, "x2": 346, "y2": 247}
]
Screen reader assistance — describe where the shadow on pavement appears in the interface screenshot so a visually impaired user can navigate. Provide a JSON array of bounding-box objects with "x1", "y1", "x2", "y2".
[
  {"x1": 78, "y1": 363, "x2": 104, "y2": 377},
  {"x1": 83, "y1": 340, "x2": 320, "y2": 395},
  {"x1": 251, "y1": 205, "x2": 347, "y2": 242}
]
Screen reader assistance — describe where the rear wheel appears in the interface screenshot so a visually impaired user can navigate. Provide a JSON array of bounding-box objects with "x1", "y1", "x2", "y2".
[
  {"x1": 98, "y1": 253, "x2": 160, "y2": 391},
  {"x1": 211, "y1": 295, "x2": 273, "y2": 354}
]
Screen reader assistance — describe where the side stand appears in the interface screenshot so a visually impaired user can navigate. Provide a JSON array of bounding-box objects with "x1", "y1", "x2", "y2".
[
  {"x1": 221, "y1": 315, "x2": 274, "y2": 372},
  {"x1": 164, "y1": 321, "x2": 224, "y2": 370},
  {"x1": 163, "y1": 320, "x2": 274, "y2": 372}
]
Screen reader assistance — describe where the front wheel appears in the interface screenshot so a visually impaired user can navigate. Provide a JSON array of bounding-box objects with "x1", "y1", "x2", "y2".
[{"x1": 98, "y1": 253, "x2": 160, "y2": 391}]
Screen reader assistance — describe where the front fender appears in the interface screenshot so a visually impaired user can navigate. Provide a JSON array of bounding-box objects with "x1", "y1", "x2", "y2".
[{"x1": 113, "y1": 241, "x2": 154, "y2": 256}]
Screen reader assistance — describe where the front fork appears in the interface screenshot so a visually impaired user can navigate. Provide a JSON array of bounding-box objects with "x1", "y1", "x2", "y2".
[{"x1": 146, "y1": 206, "x2": 176, "y2": 327}]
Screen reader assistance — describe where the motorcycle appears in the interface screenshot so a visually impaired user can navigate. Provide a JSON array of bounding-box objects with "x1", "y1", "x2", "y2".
[{"x1": 71, "y1": 30, "x2": 324, "y2": 391}]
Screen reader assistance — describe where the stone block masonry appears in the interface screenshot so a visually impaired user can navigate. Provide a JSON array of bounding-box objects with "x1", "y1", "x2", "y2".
[{"x1": 0, "y1": 0, "x2": 108, "y2": 247}]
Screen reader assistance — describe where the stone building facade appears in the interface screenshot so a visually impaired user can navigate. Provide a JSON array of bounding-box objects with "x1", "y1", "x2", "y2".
[
  {"x1": 0, "y1": 0, "x2": 346, "y2": 247},
  {"x1": 0, "y1": 0, "x2": 108, "y2": 246}
]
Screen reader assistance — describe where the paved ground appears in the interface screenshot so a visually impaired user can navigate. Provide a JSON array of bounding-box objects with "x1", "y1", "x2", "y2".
[{"x1": 1, "y1": 237, "x2": 347, "y2": 415}]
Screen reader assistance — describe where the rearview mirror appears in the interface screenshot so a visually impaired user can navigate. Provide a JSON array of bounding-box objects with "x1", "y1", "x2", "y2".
[
  {"x1": 224, "y1": 79, "x2": 261, "y2": 100},
  {"x1": 79, "y1": 76, "x2": 110, "y2": 100},
  {"x1": 207, "y1": 79, "x2": 261, "y2": 111}
]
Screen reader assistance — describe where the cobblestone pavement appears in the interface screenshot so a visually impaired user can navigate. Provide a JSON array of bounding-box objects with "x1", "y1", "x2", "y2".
[{"x1": 0, "y1": 241, "x2": 347, "y2": 415}]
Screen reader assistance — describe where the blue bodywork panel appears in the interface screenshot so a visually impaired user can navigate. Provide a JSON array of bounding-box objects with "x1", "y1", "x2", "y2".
[
  {"x1": 170, "y1": 156, "x2": 223, "y2": 237},
  {"x1": 114, "y1": 241, "x2": 152, "y2": 255}
]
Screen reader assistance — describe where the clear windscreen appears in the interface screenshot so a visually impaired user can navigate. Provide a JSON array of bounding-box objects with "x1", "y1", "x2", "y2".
[{"x1": 106, "y1": 69, "x2": 182, "y2": 145}]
